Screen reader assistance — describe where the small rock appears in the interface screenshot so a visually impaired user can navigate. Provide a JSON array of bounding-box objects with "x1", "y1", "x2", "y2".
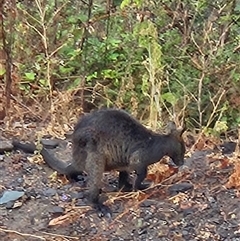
[
  {"x1": 26, "y1": 189, "x2": 38, "y2": 198},
  {"x1": 76, "y1": 179, "x2": 87, "y2": 187},
  {"x1": 208, "y1": 196, "x2": 216, "y2": 203},
  {"x1": 60, "y1": 194, "x2": 71, "y2": 202},
  {"x1": 220, "y1": 141, "x2": 236, "y2": 154},
  {"x1": 49, "y1": 206, "x2": 65, "y2": 214},
  {"x1": 75, "y1": 199, "x2": 87, "y2": 206},
  {"x1": 12, "y1": 122, "x2": 22, "y2": 128},
  {"x1": 5, "y1": 201, "x2": 14, "y2": 209},
  {"x1": 71, "y1": 192, "x2": 84, "y2": 199},
  {"x1": 182, "y1": 230, "x2": 189, "y2": 236},
  {"x1": 182, "y1": 207, "x2": 195, "y2": 216},
  {"x1": 0, "y1": 140, "x2": 13, "y2": 154},
  {"x1": 12, "y1": 201, "x2": 23, "y2": 209},
  {"x1": 139, "y1": 200, "x2": 154, "y2": 207},
  {"x1": 0, "y1": 190, "x2": 25, "y2": 205},
  {"x1": 17, "y1": 178, "x2": 24, "y2": 184},
  {"x1": 42, "y1": 188, "x2": 57, "y2": 197},
  {"x1": 62, "y1": 184, "x2": 72, "y2": 189},
  {"x1": 0, "y1": 155, "x2": 4, "y2": 161},
  {"x1": 168, "y1": 182, "x2": 194, "y2": 195}
]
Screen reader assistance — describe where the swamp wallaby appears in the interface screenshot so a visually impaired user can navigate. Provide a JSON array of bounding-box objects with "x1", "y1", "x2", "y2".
[{"x1": 13, "y1": 109, "x2": 186, "y2": 217}]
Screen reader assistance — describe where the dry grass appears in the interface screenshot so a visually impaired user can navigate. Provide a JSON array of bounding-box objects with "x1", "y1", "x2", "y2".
[{"x1": 1, "y1": 88, "x2": 84, "y2": 139}]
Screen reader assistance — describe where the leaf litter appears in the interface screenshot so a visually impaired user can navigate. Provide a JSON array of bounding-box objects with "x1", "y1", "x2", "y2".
[{"x1": 1, "y1": 102, "x2": 240, "y2": 240}]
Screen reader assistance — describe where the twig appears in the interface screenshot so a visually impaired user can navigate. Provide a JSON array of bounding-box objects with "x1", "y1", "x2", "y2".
[
  {"x1": 205, "y1": 88, "x2": 226, "y2": 128},
  {"x1": 197, "y1": 72, "x2": 205, "y2": 128},
  {"x1": 48, "y1": 42, "x2": 67, "y2": 58},
  {"x1": 18, "y1": 7, "x2": 42, "y2": 25},
  {"x1": 24, "y1": 20, "x2": 45, "y2": 41},
  {"x1": 38, "y1": 231, "x2": 79, "y2": 240},
  {"x1": 0, "y1": 1, "x2": 13, "y2": 109},
  {"x1": 234, "y1": 124, "x2": 240, "y2": 156},
  {"x1": 10, "y1": 94, "x2": 41, "y2": 120},
  {"x1": 78, "y1": 0, "x2": 93, "y2": 51},
  {"x1": 0, "y1": 228, "x2": 46, "y2": 240},
  {"x1": 47, "y1": 2, "x2": 68, "y2": 28}
]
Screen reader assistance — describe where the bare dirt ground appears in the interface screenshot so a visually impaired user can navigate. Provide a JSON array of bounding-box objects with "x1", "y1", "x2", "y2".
[{"x1": 1, "y1": 127, "x2": 240, "y2": 241}]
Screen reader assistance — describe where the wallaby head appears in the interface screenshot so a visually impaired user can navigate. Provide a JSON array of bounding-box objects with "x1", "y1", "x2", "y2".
[{"x1": 166, "y1": 122, "x2": 186, "y2": 166}]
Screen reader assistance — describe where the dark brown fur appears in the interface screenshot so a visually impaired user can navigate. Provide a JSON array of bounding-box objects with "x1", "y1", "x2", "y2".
[
  {"x1": 12, "y1": 109, "x2": 186, "y2": 217},
  {"x1": 71, "y1": 109, "x2": 186, "y2": 214}
]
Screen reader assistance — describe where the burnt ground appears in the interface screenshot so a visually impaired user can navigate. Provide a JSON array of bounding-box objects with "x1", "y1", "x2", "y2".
[{"x1": 1, "y1": 133, "x2": 240, "y2": 241}]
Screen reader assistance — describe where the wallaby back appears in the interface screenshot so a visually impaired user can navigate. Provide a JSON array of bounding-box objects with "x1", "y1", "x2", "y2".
[{"x1": 72, "y1": 109, "x2": 185, "y2": 171}]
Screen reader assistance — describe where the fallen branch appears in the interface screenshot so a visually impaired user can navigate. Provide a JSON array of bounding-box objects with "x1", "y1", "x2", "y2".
[{"x1": 0, "y1": 228, "x2": 46, "y2": 240}]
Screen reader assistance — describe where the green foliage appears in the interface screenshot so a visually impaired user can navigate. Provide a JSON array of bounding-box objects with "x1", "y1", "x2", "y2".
[
  {"x1": 0, "y1": 67, "x2": 6, "y2": 76},
  {"x1": 161, "y1": 93, "x2": 178, "y2": 106},
  {"x1": 120, "y1": 0, "x2": 144, "y2": 9},
  {"x1": 204, "y1": 120, "x2": 228, "y2": 137},
  {"x1": 3, "y1": 0, "x2": 240, "y2": 130},
  {"x1": 24, "y1": 72, "x2": 36, "y2": 81}
]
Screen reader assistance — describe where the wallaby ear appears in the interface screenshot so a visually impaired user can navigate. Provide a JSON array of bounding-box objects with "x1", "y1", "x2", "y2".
[
  {"x1": 166, "y1": 121, "x2": 177, "y2": 133},
  {"x1": 167, "y1": 121, "x2": 186, "y2": 138}
]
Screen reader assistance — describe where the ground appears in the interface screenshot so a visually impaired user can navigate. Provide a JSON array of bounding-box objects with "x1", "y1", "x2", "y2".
[{"x1": 1, "y1": 127, "x2": 240, "y2": 241}]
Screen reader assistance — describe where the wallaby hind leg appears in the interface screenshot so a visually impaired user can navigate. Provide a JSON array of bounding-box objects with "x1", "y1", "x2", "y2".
[
  {"x1": 85, "y1": 152, "x2": 112, "y2": 218},
  {"x1": 118, "y1": 171, "x2": 132, "y2": 192}
]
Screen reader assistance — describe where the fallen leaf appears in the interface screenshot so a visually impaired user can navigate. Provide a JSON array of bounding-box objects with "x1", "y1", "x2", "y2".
[
  {"x1": 147, "y1": 164, "x2": 176, "y2": 184},
  {"x1": 49, "y1": 210, "x2": 86, "y2": 227},
  {"x1": 27, "y1": 154, "x2": 44, "y2": 164},
  {"x1": 48, "y1": 213, "x2": 70, "y2": 226},
  {"x1": 12, "y1": 201, "x2": 23, "y2": 208},
  {"x1": 225, "y1": 162, "x2": 240, "y2": 189}
]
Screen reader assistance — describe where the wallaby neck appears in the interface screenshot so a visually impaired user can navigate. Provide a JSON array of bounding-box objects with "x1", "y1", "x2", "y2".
[{"x1": 144, "y1": 133, "x2": 170, "y2": 165}]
